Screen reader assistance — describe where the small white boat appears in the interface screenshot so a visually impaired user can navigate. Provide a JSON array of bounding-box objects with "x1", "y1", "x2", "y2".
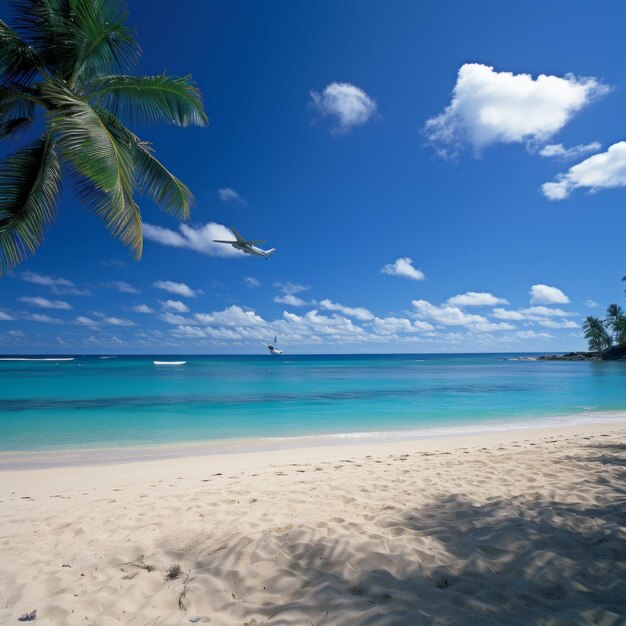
[{"x1": 153, "y1": 360, "x2": 186, "y2": 366}]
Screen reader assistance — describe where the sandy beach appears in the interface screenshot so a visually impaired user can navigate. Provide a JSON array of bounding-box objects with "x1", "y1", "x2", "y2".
[{"x1": 1, "y1": 421, "x2": 625, "y2": 625}]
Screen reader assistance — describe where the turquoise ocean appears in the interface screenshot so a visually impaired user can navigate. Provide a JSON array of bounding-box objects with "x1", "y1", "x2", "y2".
[{"x1": 1, "y1": 354, "x2": 625, "y2": 455}]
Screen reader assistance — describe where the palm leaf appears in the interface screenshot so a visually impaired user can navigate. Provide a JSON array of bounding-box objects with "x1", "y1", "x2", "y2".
[
  {"x1": 0, "y1": 134, "x2": 61, "y2": 272},
  {"x1": 0, "y1": 17, "x2": 41, "y2": 84},
  {"x1": 91, "y1": 74, "x2": 208, "y2": 126},
  {"x1": 0, "y1": 86, "x2": 35, "y2": 141},
  {"x1": 99, "y1": 110, "x2": 194, "y2": 218},
  {"x1": 68, "y1": 0, "x2": 140, "y2": 86},
  {"x1": 44, "y1": 81, "x2": 142, "y2": 255}
]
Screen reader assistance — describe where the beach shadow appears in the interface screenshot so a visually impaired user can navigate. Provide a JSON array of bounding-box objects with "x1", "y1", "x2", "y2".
[{"x1": 259, "y1": 491, "x2": 625, "y2": 625}]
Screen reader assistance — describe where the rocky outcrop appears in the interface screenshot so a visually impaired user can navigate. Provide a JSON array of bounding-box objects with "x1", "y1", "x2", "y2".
[{"x1": 537, "y1": 346, "x2": 626, "y2": 361}]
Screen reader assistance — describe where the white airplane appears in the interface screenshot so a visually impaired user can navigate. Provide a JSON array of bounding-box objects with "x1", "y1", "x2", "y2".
[
  {"x1": 267, "y1": 335, "x2": 284, "y2": 355},
  {"x1": 213, "y1": 227, "x2": 276, "y2": 259}
]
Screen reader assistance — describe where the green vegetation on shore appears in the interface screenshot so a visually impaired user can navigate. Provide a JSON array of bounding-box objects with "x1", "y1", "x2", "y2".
[
  {"x1": 0, "y1": 0, "x2": 207, "y2": 273},
  {"x1": 583, "y1": 279, "x2": 626, "y2": 357}
]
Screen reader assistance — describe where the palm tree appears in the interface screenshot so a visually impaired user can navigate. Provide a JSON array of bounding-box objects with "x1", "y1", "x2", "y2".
[
  {"x1": 0, "y1": 0, "x2": 207, "y2": 273},
  {"x1": 583, "y1": 316, "x2": 612, "y2": 353},
  {"x1": 605, "y1": 304, "x2": 624, "y2": 344}
]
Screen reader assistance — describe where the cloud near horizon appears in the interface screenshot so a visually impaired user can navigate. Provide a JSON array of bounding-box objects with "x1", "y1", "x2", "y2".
[
  {"x1": 381, "y1": 258, "x2": 426, "y2": 281},
  {"x1": 310, "y1": 82, "x2": 377, "y2": 133},
  {"x1": 143, "y1": 222, "x2": 244, "y2": 257},
  {"x1": 446, "y1": 291, "x2": 508, "y2": 307},
  {"x1": 425, "y1": 63, "x2": 608, "y2": 157}
]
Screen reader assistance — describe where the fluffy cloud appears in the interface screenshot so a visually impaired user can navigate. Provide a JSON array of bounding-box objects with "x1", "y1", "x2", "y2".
[
  {"x1": 530, "y1": 284, "x2": 569, "y2": 305},
  {"x1": 273, "y1": 294, "x2": 308, "y2": 307},
  {"x1": 75, "y1": 316, "x2": 100, "y2": 327},
  {"x1": 143, "y1": 222, "x2": 244, "y2": 257},
  {"x1": 381, "y1": 257, "x2": 426, "y2": 281},
  {"x1": 446, "y1": 291, "x2": 508, "y2": 307},
  {"x1": 162, "y1": 300, "x2": 190, "y2": 313},
  {"x1": 412, "y1": 299, "x2": 513, "y2": 331},
  {"x1": 585, "y1": 300, "x2": 599, "y2": 308},
  {"x1": 19, "y1": 296, "x2": 72, "y2": 310},
  {"x1": 371, "y1": 316, "x2": 434, "y2": 334},
  {"x1": 0, "y1": 311, "x2": 14, "y2": 321},
  {"x1": 492, "y1": 305, "x2": 574, "y2": 321},
  {"x1": 538, "y1": 319, "x2": 578, "y2": 329},
  {"x1": 105, "y1": 281, "x2": 140, "y2": 294},
  {"x1": 492, "y1": 308, "x2": 526, "y2": 321},
  {"x1": 542, "y1": 141, "x2": 626, "y2": 200},
  {"x1": 102, "y1": 317, "x2": 135, "y2": 327},
  {"x1": 425, "y1": 63, "x2": 608, "y2": 157},
  {"x1": 539, "y1": 142, "x2": 601, "y2": 160},
  {"x1": 217, "y1": 187, "x2": 247, "y2": 206},
  {"x1": 310, "y1": 82, "x2": 376, "y2": 133},
  {"x1": 153, "y1": 280, "x2": 201, "y2": 298},
  {"x1": 319, "y1": 299, "x2": 374, "y2": 321},
  {"x1": 244, "y1": 276, "x2": 261, "y2": 288},
  {"x1": 194, "y1": 306, "x2": 266, "y2": 328},
  {"x1": 274, "y1": 281, "x2": 310, "y2": 295},
  {"x1": 132, "y1": 304, "x2": 154, "y2": 314}
]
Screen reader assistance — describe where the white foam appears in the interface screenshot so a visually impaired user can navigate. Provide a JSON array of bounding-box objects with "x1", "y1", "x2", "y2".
[{"x1": 153, "y1": 361, "x2": 186, "y2": 366}]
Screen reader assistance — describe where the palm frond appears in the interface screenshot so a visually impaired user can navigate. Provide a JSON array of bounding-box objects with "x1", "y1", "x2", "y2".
[
  {"x1": 10, "y1": 0, "x2": 79, "y2": 80},
  {"x1": 91, "y1": 74, "x2": 208, "y2": 127},
  {"x1": 0, "y1": 134, "x2": 61, "y2": 273},
  {"x1": 45, "y1": 81, "x2": 143, "y2": 255},
  {"x1": 0, "y1": 86, "x2": 35, "y2": 141},
  {"x1": 0, "y1": 17, "x2": 41, "y2": 84},
  {"x1": 68, "y1": 0, "x2": 140, "y2": 86},
  {"x1": 98, "y1": 110, "x2": 194, "y2": 218}
]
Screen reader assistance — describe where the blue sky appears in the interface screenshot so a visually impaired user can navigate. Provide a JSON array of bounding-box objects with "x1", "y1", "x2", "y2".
[{"x1": 1, "y1": 0, "x2": 625, "y2": 354}]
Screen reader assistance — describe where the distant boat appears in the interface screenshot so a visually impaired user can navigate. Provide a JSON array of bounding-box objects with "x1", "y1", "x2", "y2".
[{"x1": 153, "y1": 360, "x2": 186, "y2": 366}]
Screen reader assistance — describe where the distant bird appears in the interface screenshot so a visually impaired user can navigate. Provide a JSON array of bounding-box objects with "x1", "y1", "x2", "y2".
[
  {"x1": 267, "y1": 335, "x2": 284, "y2": 355},
  {"x1": 213, "y1": 227, "x2": 276, "y2": 259}
]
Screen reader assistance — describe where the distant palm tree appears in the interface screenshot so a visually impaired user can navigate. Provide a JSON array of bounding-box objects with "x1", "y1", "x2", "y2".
[
  {"x1": 583, "y1": 316, "x2": 613, "y2": 353},
  {"x1": 0, "y1": 0, "x2": 208, "y2": 273},
  {"x1": 605, "y1": 303, "x2": 626, "y2": 347}
]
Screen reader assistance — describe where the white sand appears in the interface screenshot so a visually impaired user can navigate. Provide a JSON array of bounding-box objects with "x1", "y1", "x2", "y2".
[{"x1": 1, "y1": 421, "x2": 625, "y2": 625}]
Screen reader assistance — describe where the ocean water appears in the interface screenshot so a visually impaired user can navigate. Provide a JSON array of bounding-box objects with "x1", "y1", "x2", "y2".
[{"x1": 1, "y1": 353, "x2": 625, "y2": 452}]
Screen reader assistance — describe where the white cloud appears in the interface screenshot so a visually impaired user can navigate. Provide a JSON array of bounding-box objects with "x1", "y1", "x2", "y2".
[
  {"x1": 539, "y1": 141, "x2": 601, "y2": 160},
  {"x1": 412, "y1": 299, "x2": 513, "y2": 331},
  {"x1": 530, "y1": 284, "x2": 570, "y2": 304},
  {"x1": 161, "y1": 312, "x2": 192, "y2": 325},
  {"x1": 75, "y1": 316, "x2": 100, "y2": 327},
  {"x1": 25, "y1": 313, "x2": 63, "y2": 324},
  {"x1": 319, "y1": 299, "x2": 374, "y2": 321},
  {"x1": 585, "y1": 299, "x2": 599, "y2": 308},
  {"x1": 19, "y1": 296, "x2": 72, "y2": 310},
  {"x1": 425, "y1": 63, "x2": 608, "y2": 157},
  {"x1": 143, "y1": 222, "x2": 244, "y2": 257},
  {"x1": 274, "y1": 281, "x2": 310, "y2": 295},
  {"x1": 0, "y1": 311, "x2": 14, "y2": 321},
  {"x1": 15, "y1": 271, "x2": 90, "y2": 295},
  {"x1": 217, "y1": 187, "x2": 247, "y2": 206},
  {"x1": 273, "y1": 294, "x2": 308, "y2": 307},
  {"x1": 132, "y1": 304, "x2": 154, "y2": 314},
  {"x1": 522, "y1": 306, "x2": 574, "y2": 318},
  {"x1": 105, "y1": 281, "x2": 140, "y2": 294},
  {"x1": 537, "y1": 319, "x2": 578, "y2": 329},
  {"x1": 172, "y1": 325, "x2": 207, "y2": 338},
  {"x1": 153, "y1": 280, "x2": 201, "y2": 298},
  {"x1": 515, "y1": 330, "x2": 553, "y2": 339},
  {"x1": 162, "y1": 300, "x2": 190, "y2": 313},
  {"x1": 371, "y1": 316, "x2": 434, "y2": 334},
  {"x1": 16, "y1": 271, "x2": 74, "y2": 288},
  {"x1": 381, "y1": 257, "x2": 426, "y2": 281},
  {"x1": 244, "y1": 276, "x2": 261, "y2": 288},
  {"x1": 491, "y1": 308, "x2": 526, "y2": 320},
  {"x1": 446, "y1": 291, "x2": 508, "y2": 307},
  {"x1": 194, "y1": 306, "x2": 266, "y2": 328},
  {"x1": 542, "y1": 141, "x2": 626, "y2": 200},
  {"x1": 310, "y1": 82, "x2": 376, "y2": 133},
  {"x1": 103, "y1": 317, "x2": 135, "y2": 327}
]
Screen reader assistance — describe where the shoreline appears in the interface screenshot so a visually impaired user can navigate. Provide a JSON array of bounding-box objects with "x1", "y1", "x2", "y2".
[{"x1": 2, "y1": 409, "x2": 626, "y2": 470}]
